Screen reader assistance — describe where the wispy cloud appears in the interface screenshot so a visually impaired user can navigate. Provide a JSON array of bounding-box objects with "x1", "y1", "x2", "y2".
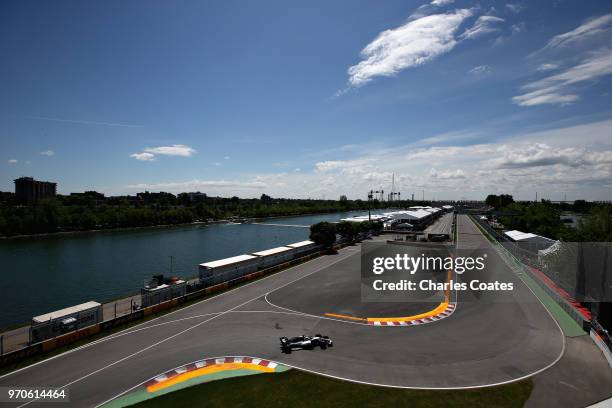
[
  {"x1": 144, "y1": 145, "x2": 195, "y2": 157},
  {"x1": 346, "y1": 9, "x2": 473, "y2": 87},
  {"x1": 26, "y1": 116, "x2": 144, "y2": 128},
  {"x1": 131, "y1": 144, "x2": 196, "y2": 161},
  {"x1": 409, "y1": 0, "x2": 455, "y2": 20},
  {"x1": 513, "y1": 48, "x2": 612, "y2": 106},
  {"x1": 459, "y1": 16, "x2": 505, "y2": 40},
  {"x1": 7, "y1": 159, "x2": 18, "y2": 164},
  {"x1": 431, "y1": 0, "x2": 454, "y2": 6},
  {"x1": 505, "y1": 4, "x2": 524, "y2": 14},
  {"x1": 543, "y1": 13, "x2": 612, "y2": 50},
  {"x1": 468, "y1": 65, "x2": 492, "y2": 75},
  {"x1": 537, "y1": 63, "x2": 559, "y2": 71},
  {"x1": 40, "y1": 150, "x2": 54, "y2": 156}
]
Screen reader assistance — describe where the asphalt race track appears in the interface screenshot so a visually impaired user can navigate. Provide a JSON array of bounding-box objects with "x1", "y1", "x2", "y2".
[
  {"x1": 0, "y1": 215, "x2": 565, "y2": 407},
  {"x1": 266, "y1": 241, "x2": 450, "y2": 319}
]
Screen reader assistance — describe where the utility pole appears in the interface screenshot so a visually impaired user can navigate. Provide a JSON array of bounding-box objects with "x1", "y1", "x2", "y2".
[{"x1": 367, "y1": 190, "x2": 373, "y2": 221}]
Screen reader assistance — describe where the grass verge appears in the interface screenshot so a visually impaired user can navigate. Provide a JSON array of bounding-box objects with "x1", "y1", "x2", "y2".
[{"x1": 129, "y1": 369, "x2": 533, "y2": 408}]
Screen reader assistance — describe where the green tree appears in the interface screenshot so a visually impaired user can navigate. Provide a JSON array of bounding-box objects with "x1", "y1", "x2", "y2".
[
  {"x1": 309, "y1": 222, "x2": 337, "y2": 248},
  {"x1": 485, "y1": 194, "x2": 514, "y2": 209},
  {"x1": 336, "y1": 221, "x2": 358, "y2": 242},
  {"x1": 575, "y1": 206, "x2": 612, "y2": 242}
]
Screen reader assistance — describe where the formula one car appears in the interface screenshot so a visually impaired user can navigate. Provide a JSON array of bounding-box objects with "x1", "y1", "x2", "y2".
[{"x1": 280, "y1": 334, "x2": 333, "y2": 354}]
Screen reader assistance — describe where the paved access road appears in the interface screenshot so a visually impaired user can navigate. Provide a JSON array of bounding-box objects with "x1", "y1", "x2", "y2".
[{"x1": 0, "y1": 215, "x2": 569, "y2": 407}]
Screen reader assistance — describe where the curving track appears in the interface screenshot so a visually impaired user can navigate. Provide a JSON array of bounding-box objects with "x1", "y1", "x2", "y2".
[{"x1": 0, "y1": 215, "x2": 565, "y2": 407}]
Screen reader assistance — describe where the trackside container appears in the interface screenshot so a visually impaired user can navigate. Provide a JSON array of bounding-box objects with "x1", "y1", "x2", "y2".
[
  {"x1": 141, "y1": 279, "x2": 187, "y2": 307},
  {"x1": 286, "y1": 240, "x2": 317, "y2": 257},
  {"x1": 252, "y1": 246, "x2": 294, "y2": 268},
  {"x1": 30, "y1": 301, "x2": 102, "y2": 343},
  {"x1": 199, "y1": 254, "x2": 259, "y2": 286}
]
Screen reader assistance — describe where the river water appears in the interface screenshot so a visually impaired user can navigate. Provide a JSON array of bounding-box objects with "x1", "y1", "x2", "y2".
[{"x1": 0, "y1": 210, "x2": 385, "y2": 328}]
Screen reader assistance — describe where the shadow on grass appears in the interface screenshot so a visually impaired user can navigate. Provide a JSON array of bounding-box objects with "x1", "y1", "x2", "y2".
[{"x1": 130, "y1": 369, "x2": 533, "y2": 408}]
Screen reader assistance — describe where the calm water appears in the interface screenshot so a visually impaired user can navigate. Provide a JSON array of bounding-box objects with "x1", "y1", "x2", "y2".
[{"x1": 0, "y1": 210, "x2": 385, "y2": 328}]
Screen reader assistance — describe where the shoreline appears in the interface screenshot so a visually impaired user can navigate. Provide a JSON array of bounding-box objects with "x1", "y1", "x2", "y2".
[{"x1": 0, "y1": 208, "x2": 389, "y2": 241}]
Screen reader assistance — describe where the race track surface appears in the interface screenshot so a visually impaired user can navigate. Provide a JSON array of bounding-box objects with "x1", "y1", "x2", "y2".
[{"x1": 0, "y1": 215, "x2": 565, "y2": 407}]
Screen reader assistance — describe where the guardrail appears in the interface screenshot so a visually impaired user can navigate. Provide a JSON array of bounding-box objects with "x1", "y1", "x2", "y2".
[
  {"x1": 0, "y1": 242, "x2": 345, "y2": 368},
  {"x1": 469, "y1": 215, "x2": 591, "y2": 332}
]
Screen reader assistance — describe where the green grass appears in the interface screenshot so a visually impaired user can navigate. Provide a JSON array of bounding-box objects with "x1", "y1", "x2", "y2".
[{"x1": 130, "y1": 369, "x2": 533, "y2": 408}]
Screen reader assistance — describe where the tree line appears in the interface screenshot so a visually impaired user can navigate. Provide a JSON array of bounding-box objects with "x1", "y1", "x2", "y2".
[
  {"x1": 485, "y1": 194, "x2": 612, "y2": 241},
  {"x1": 309, "y1": 220, "x2": 384, "y2": 248},
  {"x1": 0, "y1": 192, "x2": 392, "y2": 237}
]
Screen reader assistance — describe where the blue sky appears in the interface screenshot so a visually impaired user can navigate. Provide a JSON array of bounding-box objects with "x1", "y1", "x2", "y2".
[{"x1": 2, "y1": 0, "x2": 612, "y2": 200}]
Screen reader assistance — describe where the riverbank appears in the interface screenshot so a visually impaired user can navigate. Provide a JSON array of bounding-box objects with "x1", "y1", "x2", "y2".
[
  {"x1": 0, "y1": 220, "x2": 221, "y2": 240},
  {"x1": 0, "y1": 208, "x2": 390, "y2": 240}
]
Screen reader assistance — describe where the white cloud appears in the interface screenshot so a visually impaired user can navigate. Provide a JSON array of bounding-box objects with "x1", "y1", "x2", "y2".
[
  {"x1": 431, "y1": 0, "x2": 454, "y2": 6},
  {"x1": 315, "y1": 160, "x2": 349, "y2": 172},
  {"x1": 544, "y1": 13, "x2": 612, "y2": 49},
  {"x1": 490, "y1": 143, "x2": 593, "y2": 169},
  {"x1": 144, "y1": 145, "x2": 195, "y2": 157},
  {"x1": 130, "y1": 152, "x2": 155, "y2": 161},
  {"x1": 123, "y1": 120, "x2": 612, "y2": 200},
  {"x1": 511, "y1": 23, "x2": 525, "y2": 34},
  {"x1": 505, "y1": 4, "x2": 524, "y2": 14},
  {"x1": 430, "y1": 168, "x2": 466, "y2": 179},
  {"x1": 514, "y1": 48, "x2": 612, "y2": 106},
  {"x1": 40, "y1": 150, "x2": 54, "y2": 156},
  {"x1": 513, "y1": 91, "x2": 579, "y2": 106},
  {"x1": 459, "y1": 16, "x2": 505, "y2": 40},
  {"x1": 7, "y1": 159, "x2": 18, "y2": 164},
  {"x1": 537, "y1": 63, "x2": 559, "y2": 71},
  {"x1": 211, "y1": 162, "x2": 222, "y2": 166},
  {"x1": 223, "y1": 156, "x2": 230, "y2": 160},
  {"x1": 468, "y1": 65, "x2": 492, "y2": 75},
  {"x1": 130, "y1": 144, "x2": 196, "y2": 161},
  {"x1": 409, "y1": 0, "x2": 455, "y2": 20},
  {"x1": 347, "y1": 9, "x2": 473, "y2": 87}
]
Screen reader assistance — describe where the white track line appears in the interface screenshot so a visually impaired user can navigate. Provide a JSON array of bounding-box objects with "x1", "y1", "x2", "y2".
[
  {"x1": 463, "y1": 216, "x2": 566, "y2": 373},
  {"x1": 0, "y1": 248, "x2": 343, "y2": 381},
  {"x1": 95, "y1": 221, "x2": 565, "y2": 406},
  {"x1": 264, "y1": 249, "x2": 459, "y2": 328},
  {"x1": 15, "y1": 249, "x2": 358, "y2": 407}
]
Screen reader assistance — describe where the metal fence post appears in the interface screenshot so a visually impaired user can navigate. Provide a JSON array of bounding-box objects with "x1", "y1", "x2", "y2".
[
  {"x1": 1, "y1": 334, "x2": 3, "y2": 356},
  {"x1": 114, "y1": 302, "x2": 117, "y2": 318}
]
